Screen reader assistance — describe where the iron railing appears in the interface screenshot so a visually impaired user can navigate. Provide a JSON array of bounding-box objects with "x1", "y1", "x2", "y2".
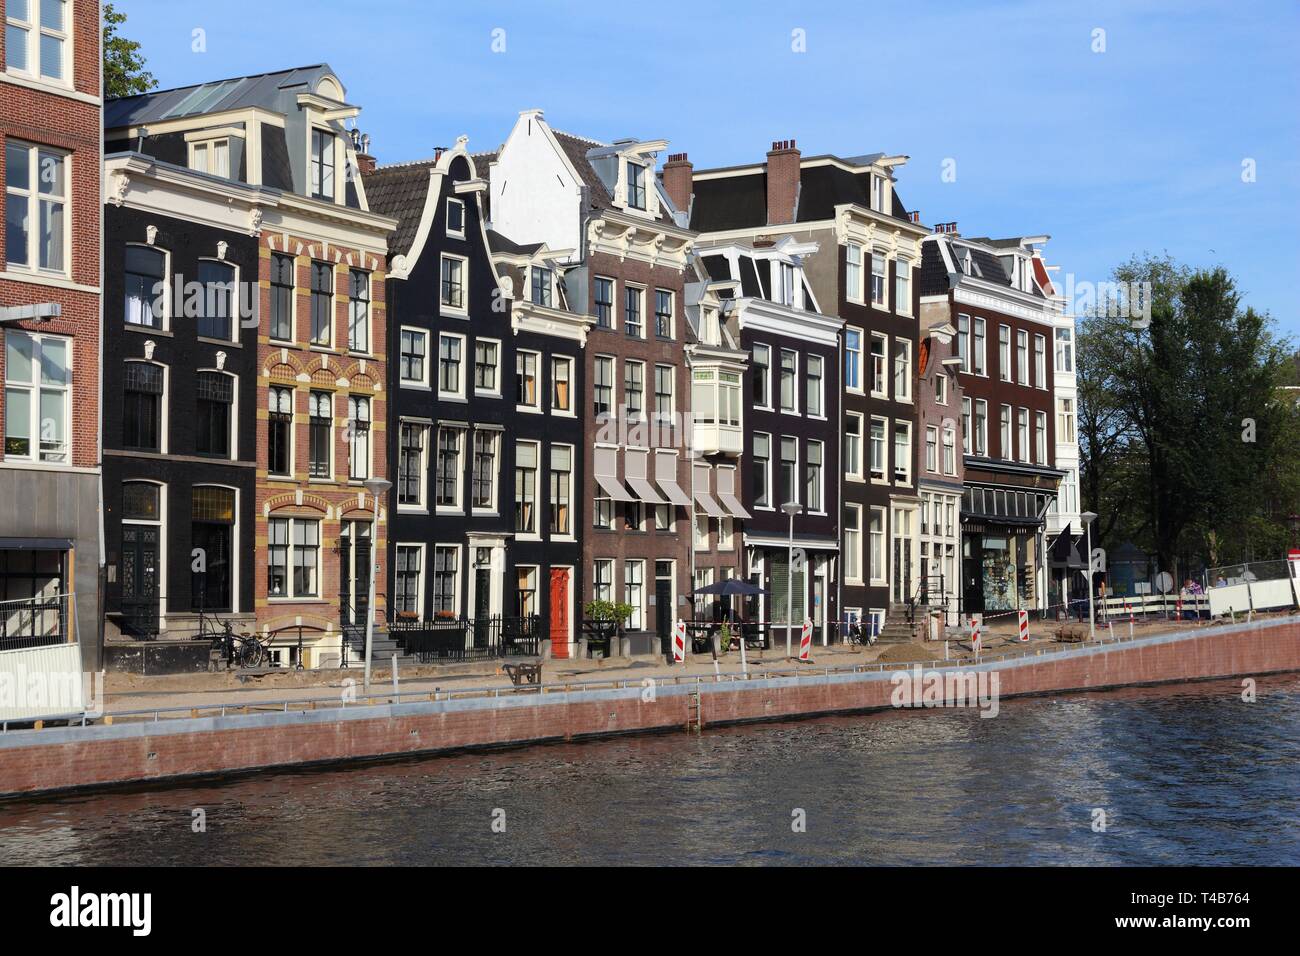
[
  {"x1": 388, "y1": 614, "x2": 542, "y2": 663},
  {"x1": 0, "y1": 593, "x2": 72, "y2": 653}
]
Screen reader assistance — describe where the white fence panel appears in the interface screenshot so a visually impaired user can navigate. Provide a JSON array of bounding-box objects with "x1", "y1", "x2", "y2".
[
  {"x1": 1249, "y1": 579, "x2": 1295, "y2": 612},
  {"x1": 0, "y1": 642, "x2": 85, "y2": 722},
  {"x1": 1208, "y1": 583, "x2": 1251, "y2": 618}
]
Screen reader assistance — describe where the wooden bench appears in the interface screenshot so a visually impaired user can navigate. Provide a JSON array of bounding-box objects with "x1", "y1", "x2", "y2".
[{"x1": 503, "y1": 662, "x2": 542, "y2": 687}]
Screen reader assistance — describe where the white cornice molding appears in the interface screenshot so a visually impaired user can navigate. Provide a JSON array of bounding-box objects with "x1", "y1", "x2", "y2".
[
  {"x1": 735, "y1": 297, "x2": 844, "y2": 345},
  {"x1": 0, "y1": 72, "x2": 100, "y2": 106},
  {"x1": 952, "y1": 283, "x2": 1060, "y2": 326},
  {"x1": 510, "y1": 301, "x2": 594, "y2": 345}
]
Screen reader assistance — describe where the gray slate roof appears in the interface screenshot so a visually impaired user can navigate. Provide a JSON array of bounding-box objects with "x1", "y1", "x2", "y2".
[{"x1": 105, "y1": 64, "x2": 337, "y2": 130}]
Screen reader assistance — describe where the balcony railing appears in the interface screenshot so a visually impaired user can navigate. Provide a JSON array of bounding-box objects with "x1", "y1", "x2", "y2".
[{"x1": 388, "y1": 614, "x2": 543, "y2": 663}]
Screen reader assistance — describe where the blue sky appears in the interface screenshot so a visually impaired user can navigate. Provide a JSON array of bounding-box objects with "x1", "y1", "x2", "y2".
[{"x1": 116, "y1": 0, "x2": 1299, "y2": 340}]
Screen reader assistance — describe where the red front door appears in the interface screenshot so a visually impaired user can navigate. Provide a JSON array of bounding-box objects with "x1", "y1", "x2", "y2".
[{"x1": 549, "y1": 568, "x2": 570, "y2": 658}]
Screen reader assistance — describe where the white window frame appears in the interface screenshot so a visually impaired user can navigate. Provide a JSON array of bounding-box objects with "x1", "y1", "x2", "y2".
[
  {"x1": 397, "y1": 420, "x2": 430, "y2": 512},
  {"x1": 973, "y1": 317, "x2": 987, "y2": 376},
  {"x1": 843, "y1": 332, "x2": 862, "y2": 395},
  {"x1": 806, "y1": 439, "x2": 825, "y2": 513},
  {"x1": 435, "y1": 425, "x2": 465, "y2": 513},
  {"x1": 892, "y1": 338, "x2": 912, "y2": 402},
  {"x1": 778, "y1": 348, "x2": 798, "y2": 414},
  {"x1": 398, "y1": 326, "x2": 429, "y2": 387},
  {"x1": 894, "y1": 258, "x2": 911, "y2": 315},
  {"x1": 1000, "y1": 404, "x2": 1013, "y2": 461},
  {"x1": 925, "y1": 425, "x2": 939, "y2": 473},
  {"x1": 267, "y1": 516, "x2": 320, "y2": 600},
  {"x1": 1018, "y1": 406, "x2": 1030, "y2": 463},
  {"x1": 470, "y1": 428, "x2": 500, "y2": 514},
  {"x1": 3, "y1": 329, "x2": 71, "y2": 463},
  {"x1": 869, "y1": 506, "x2": 887, "y2": 586},
  {"x1": 393, "y1": 543, "x2": 426, "y2": 616},
  {"x1": 1016, "y1": 329, "x2": 1029, "y2": 385},
  {"x1": 752, "y1": 431, "x2": 772, "y2": 510},
  {"x1": 1034, "y1": 333, "x2": 1047, "y2": 389},
  {"x1": 123, "y1": 241, "x2": 171, "y2": 331},
  {"x1": 869, "y1": 416, "x2": 888, "y2": 482},
  {"x1": 4, "y1": 0, "x2": 70, "y2": 87},
  {"x1": 347, "y1": 395, "x2": 372, "y2": 481},
  {"x1": 188, "y1": 138, "x2": 231, "y2": 179},
  {"x1": 844, "y1": 503, "x2": 864, "y2": 584},
  {"x1": 974, "y1": 399, "x2": 988, "y2": 457},
  {"x1": 437, "y1": 331, "x2": 467, "y2": 400},
  {"x1": 869, "y1": 333, "x2": 888, "y2": 399},
  {"x1": 439, "y1": 252, "x2": 468, "y2": 316},
  {"x1": 516, "y1": 349, "x2": 541, "y2": 412},
  {"x1": 844, "y1": 411, "x2": 864, "y2": 481},
  {"x1": 4, "y1": 141, "x2": 70, "y2": 276},
  {"x1": 432, "y1": 544, "x2": 461, "y2": 616},
  {"x1": 846, "y1": 242, "x2": 864, "y2": 303},
  {"x1": 551, "y1": 354, "x2": 575, "y2": 415},
  {"x1": 1035, "y1": 410, "x2": 1048, "y2": 464},
  {"x1": 805, "y1": 353, "x2": 824, "y2": 418},
  {"x1": 871, "y1": 251, "x2": 888, "y2": 308},
  {"x1": 957, "y1": 314, "x2": 971, "y2": 374},
  {"x1": 893, "y1": 420, "x2": 912, "y2": 485},
  {"x1": 998, "y1": 324, "x2": 1011, "y2": 381},
  {"x1": 446, "y1": 197, "x2": 465, "y2": 237}
]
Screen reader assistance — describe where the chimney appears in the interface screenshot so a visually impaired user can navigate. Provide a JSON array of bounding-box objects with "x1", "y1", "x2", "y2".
[
  {"x1": 355, "y1": 131, "x2": 376, "y2": 176},
  {"x1": 663, "y1": 152, "x2": 694, "y2": 216},
  {"x1": 766, "y1": 139, "x2": 801, "y2": 226},
  {"x1": 934, "y1": 221, "x2": 958, "y2": 235},
  {"x1": 909, "y1": 211, "x2": 921, "y2": 224}
]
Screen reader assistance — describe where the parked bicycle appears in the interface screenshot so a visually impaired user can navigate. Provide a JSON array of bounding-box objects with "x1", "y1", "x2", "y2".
[{"x1": 199, "y1": 610, "x2": 270, "y2": 669}]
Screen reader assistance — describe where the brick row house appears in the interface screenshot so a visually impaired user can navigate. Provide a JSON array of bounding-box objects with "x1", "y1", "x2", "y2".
[
  {"x1": 365, "y1": 135, "x2": 587, "y2": 657},
  {"x1": 101, "y1": 65, "x2": 397, "y2": 665},
  {"x1": 683, "y1": 143, "x2": 929, "y2": 638},
  {"x1": 0, "y1": 0, "x2": 101, "y2": 665},
  {"x1": 485, "y1": 111, "x2": 695, "y2": 654},
  {"x1": 919, "y1": 229, "x2": 1067, "y2": 618}
]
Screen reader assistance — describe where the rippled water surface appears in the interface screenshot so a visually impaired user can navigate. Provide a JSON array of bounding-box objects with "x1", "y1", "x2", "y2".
[{"x1": 2, "y1": 677, "x2": 1298, "y2": 865}]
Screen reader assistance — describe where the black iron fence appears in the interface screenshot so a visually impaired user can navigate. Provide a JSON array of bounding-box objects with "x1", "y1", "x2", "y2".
[
  {"x1": 0, "y1": 594, "x2": 72, "y2": 653},
  {"x1": 388, "y1": 614, "x2": 542, "y2": 663}
]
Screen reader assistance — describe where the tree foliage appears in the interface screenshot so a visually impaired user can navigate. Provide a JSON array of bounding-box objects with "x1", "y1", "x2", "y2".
[
  {"x1": 103, "y1": 3, "x2": 156, "y2": 98},
  {"x1": 1077, "y1": 254, "x2": 1299, "y2": 578}
]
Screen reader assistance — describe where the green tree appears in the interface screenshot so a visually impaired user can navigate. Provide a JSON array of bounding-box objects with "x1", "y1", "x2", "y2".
[{"x1": 103, "y1": 3, "x2": 156, "y2": 98}]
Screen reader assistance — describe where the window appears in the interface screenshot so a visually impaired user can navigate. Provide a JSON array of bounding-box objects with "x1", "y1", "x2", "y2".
[
  {"x1": 516, "y1": 351, "x2": 539, "y2": 408},
  {"x1": 394, "y1": 545, "x2": 423, "y2": 615},
  {"x1": 190, "y1": 139, "x2": 230, "y2": 178},
  {"x1": 1035, "y1": 410, "x2": 1048, "y2": 463},
  {"x1": 593, "y1": 559, "x2": 613, "y2": 603},
  {"x1": 1058, "y1": 397, "x2": 1076, "y2": 444},
  {"x1": 1034, "y1": 334, "x2": 1047, "y2": 388},
  {"x1": 594, "y1": 487, "x2": 615, "y2": 530},
  {"x1": 122, "y1": 362, "x2": 164, "y2": 452},
  {"x1": 869, "y1": 507, "x2": 886, "y2": 584},
  {"x1": 624, "y1": 360, "x2": 645, "y2": 421},
  {"x1": 1018, "y1": 407, "x2": 1030, "y2": 462},
  {"x1": 433, "y1": 546, "x2": 459, "y2": 614},
  {"x1": 869, "y1": 417, "x2": 887, "y2": 480},
  {"x1": 777, "y1": 261, "x2": 796, "y2": 307},
  {"x1": 654, "y1": 363, "x2": 675, "y2": 420},
  {"x1": 593, "y1": 276, "x2": 614, "y2": 329},
  {"x1": 753, "y1": 343, "x2": 772, "y2": 405},
  {"x1": 626, "y1": 161, "x2": 646, "y2": 209},
  {"x1": 435, "y1": 427, "x2": 462, "y2": 509},
  {"x1": 551, "y1": 356, "x2": 572, "y2": 412},
  {"x1": 654, "y1": 289, "x2": 673, "y2": 338},
  {"x1": 1017, "y1": 329, "x2": 1029, "y2": 385},
  {"x1": 196, "y1": 260, "x2": 235, "y2": 341},
  {"x1": 438, "y1": 333, "x2": 463, "y2": 396},
  {"x1": 624, "y1": 560, "x2": 645, "y2": 629},
  {"x1": 348, "y1": 270, "x2": 370, "y2": 353},
  {"x1": 806, "y1": 354, "x2": 823, "y2": 416},
  {"x1": 753, "y1": 433, "x2": 771, "y2": 508},
  {"x1": 961, "y1": 398, "x2": 972, "y2": 454},
  {"x1": 399, "y1": 328, "x2": 427, "y2": 385},
  {"x1": 446, "y1": 197, "x2": 465, "y2": 236},
  {"x1": 871, "y1": 253, "x2": 887, "y2": 307},
  {"x1": 124, "y1": 246, "x2": 165, "y2": 328},
  {"x1": 310, "y1": 261, "x2": 333, "y2": 346},
  {"x1": 998, "y1": 325, "x2": 1011, "y2": 381},
  {"x1": 942, "y1": 427, "x2": 956, "y2": 475},
  {"x1": 624, "y1": 285, "x2": 644, "y2": 337},
  {"x1": 269, "y1": 253, "x2": 294, "y2": 341},
  {"x1": 846, "y1": 243, "x2": 863, "y2": 301},
  {"x1": 515, "y1": 441, "x2": 538, "y2": 534},
  {"x1": 1000, "y1": 404, "x2": 1012, "y2": 460},
  {"x1": 267, "y1": 386, "x2": 292, "y2": 476},
  {"x1": 474, "y1": 339, "x2": 498, "y2": 393},
  {"x1": 268, "y1": 518, "x2": 318, "y2": 598},
  {"x1": 844, "y1": 413, "x2": 863, "y2": 479},
  {"x1": 440, "y1": 255, "x2": 466, "y2": 311},
  {"x1": 926, "y1": 426, "x2": 938, "y2": 473},
  {"x1": 779, "y1": 436, "x2": 797, "y2": 505},
  {"x1": 893, "y1": 422, "x2": 911, "y2": 482},
  {"x1": 2, "y1": 332, "x2": 67, "y2": 462},
  {"x1": 1055, "y1": 328, "x2": 1074, "y2": 373},
  {"x1": 957, "y1": 315, "x2": 970, "y2": 373},
  {"x1": 398, "y1": 422, "x2": 428, "y2": 508},
  {"x1": 894, "y1": 259, "x2": 911, "y2": 313},
  {"x1": 779, "y1": 349, "x2": 797, "y2": 412},
  {"x1": 530, "y1": 266, "x2": 553, "y2": 307},
  {"x1": 844, "y1": 505, "x2": 863, "y2": 582},
  {"x1": 974, "y1": 400, "x2": 988, "y2": 456},
  {"x1": 308, "y1": 390, "x2": 332, "y2": 478},
  {"x1": 594, "y1": 356, "x2": 614, "y2": 417},
  {"x1": 471, "y1": 430, "x2": 497, "y2": 510},
  {"x1": 935, "y1": 370, "x2": 948, "y2": 405},
  {"x1": 832, "y1": 332, "x2": 857, "y2": 399},
  {"x1": 5, "y1": 0, "x2": 66, "y2": 81},
  {"x1": 973, "y1": 318, "x2": 986, "y2": 376},
  {"x1": 516, "y1": 566, "x2": 538, "y2": 618},
  {"x1": 870, "y1": 334, "x2": 887, "y2": 398},
  {"x1": 806, "y1": 440, "x2": 823, "y2": 511},
  {"x1": 550, "y1": 445, "x2": 572, "y2": 535},
  {"x1": 870, "y1": 173, "x2": 885, "y2": 212},
  {"x1": 310, "y1": 129, "x2": 336, "y2": 200},
  {"x1": 892, "y1": 339, "x2": 911, "y2": 401},
  {"x1": 195, "y1": 371, "x2": 233, "y2": 457},
  {"x1": 348, "y1": 396, "x2": 370, "y2": 479}
]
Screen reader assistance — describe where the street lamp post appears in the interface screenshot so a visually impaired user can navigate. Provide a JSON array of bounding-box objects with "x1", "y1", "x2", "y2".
[
  {"x1": 1082, "y1": 511, "x2": 1098, "y2": 641},
  {"x1": 362, "y1": 477, "x2": 393, "y2": 690},
  {"x1": 781, "y1": 502, "x2": 802, "y2": 659}
]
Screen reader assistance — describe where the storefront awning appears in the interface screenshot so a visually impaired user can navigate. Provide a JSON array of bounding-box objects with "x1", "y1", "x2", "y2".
[
  {"x1": 715, "y1": 467, "x2": 751, "y2": 519},
  {"x1": 625, "y1": 449, "x2": 665, "y2": 504},
  {"x1": 693, "y1": 464, "x2": 727, "y2": 518},
  {"x1": 0, "y1": 537, "x2": 73, "y2": 550},
  {"x1": 655, "y1": 451, "x2": 692, "y2": 507}
]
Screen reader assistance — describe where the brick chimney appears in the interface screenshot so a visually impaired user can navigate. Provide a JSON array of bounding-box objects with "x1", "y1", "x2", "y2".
[
  {"x1": 766, "y1": 139, "x2": 801, "y2": 225},
  {"x1": 355, "y1": 132, "x2": 376, "y2": 175},
  {"x1": 662, "y1": 152, "x2": 693, "y2": 216}
]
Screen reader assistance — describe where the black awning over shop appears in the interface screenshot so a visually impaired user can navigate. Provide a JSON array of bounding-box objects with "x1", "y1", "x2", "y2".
[{"x1": 0, "y1": 537, "x2": 74, "y2": 550}]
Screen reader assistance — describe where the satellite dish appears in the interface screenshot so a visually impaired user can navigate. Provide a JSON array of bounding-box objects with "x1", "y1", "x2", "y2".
[{"x1": 1155, "y1": 571, "x2": 1174, "y2": 594}]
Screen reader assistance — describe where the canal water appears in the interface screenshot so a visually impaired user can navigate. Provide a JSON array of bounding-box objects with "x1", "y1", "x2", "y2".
[{"x1": 1, "y1": 676, "x2": 1298, "y2": 866}]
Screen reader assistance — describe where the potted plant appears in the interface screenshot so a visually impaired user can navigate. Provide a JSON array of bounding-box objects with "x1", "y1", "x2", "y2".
[{"x1": 582, "y1": 600, "x2": 632, "y2": 658}]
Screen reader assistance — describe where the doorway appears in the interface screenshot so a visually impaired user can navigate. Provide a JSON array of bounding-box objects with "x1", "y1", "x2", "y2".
[
  {"x1": 549, "y1": 567, "x2": 570, "y2": 658},
  {"x1": 339, "y1": 520, "x2": 371, "y2": 627}
]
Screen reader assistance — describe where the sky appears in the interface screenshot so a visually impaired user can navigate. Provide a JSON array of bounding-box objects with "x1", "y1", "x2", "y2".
[{"x1": 114, "y1": 0, "x2": 1299, "y2": 339}]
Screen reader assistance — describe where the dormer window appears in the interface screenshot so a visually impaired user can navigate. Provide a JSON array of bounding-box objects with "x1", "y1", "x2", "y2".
[
  {"x1": 530, "y1": 266, "x2": 553, "y2": 307},
  {"x1": 310, "y1": 129, "x2": 336, "y2": 201},
  {"x1": 778, "y1": 262, "x2": 796, "y2": 306},
  {"x1": 446, "y1": 198, "x2": 465, "y2": 236},
  {"x1": 626, "y1": 161, "x2": 647, "y2": 210},
  {"x1": 870, "y1": 174, "x2": 885, "y2": 212},
  {"x1": 189, "y1": 139, "x2": 230, "y2": 178},
  {"x1": 960, "y1": 250, "x2": 976, "y2": 277}
]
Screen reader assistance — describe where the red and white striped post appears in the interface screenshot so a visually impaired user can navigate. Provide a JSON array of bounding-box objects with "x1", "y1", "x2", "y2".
[
  {"x1": 970, "y1": 617, "x2": 981, "y2": 657},
  {"x1": 1017, "y1": 609, "x2": 1029, "y2": 643},
  {"x1": 672, "y1": 620, "x2": 687, "y2": 664},
  {"x1": 798, "y1": 619, "x2": 813, "y2": 661}
]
